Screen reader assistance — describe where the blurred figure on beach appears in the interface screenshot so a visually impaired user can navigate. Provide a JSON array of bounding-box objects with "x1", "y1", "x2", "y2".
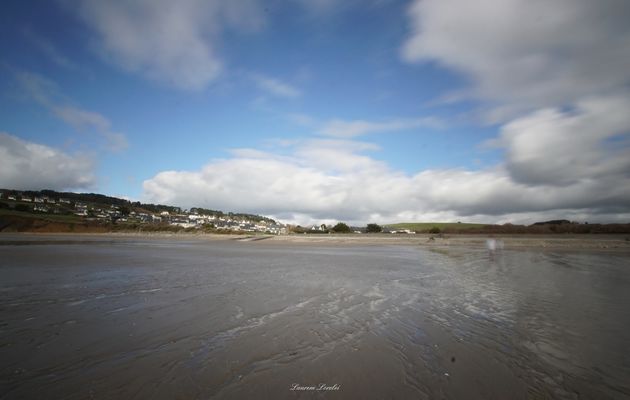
[{"x1": 486, "y1": 237, "x2": 504, "y2": 259}]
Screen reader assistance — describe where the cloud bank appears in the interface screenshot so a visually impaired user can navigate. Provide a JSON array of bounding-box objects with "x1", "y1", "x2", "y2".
[
  {"x1": 143, "y1": 129, "x2": 630, "y2": 225},
  {"x1": 0, "y1": 133, "x2": 95, "y2": 191},
  {"x1": 142, "y1": 0, "x2": 630, "y2": 225},
  {"x1": 401, "y1": 0, "x2": 630, "y2": 118}
]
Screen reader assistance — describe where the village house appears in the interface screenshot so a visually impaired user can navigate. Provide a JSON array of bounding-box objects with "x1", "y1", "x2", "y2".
[{"x1": 74, "y1": 202, "x2": 88, "y2": 216}]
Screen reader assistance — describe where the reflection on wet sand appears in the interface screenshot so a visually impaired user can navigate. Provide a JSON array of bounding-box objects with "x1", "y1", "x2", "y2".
[{"x1": 1, "y1": 235, "x2": 629, "y2": 399}]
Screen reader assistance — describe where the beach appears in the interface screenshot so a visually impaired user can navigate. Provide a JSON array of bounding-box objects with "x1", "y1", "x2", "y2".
[
  {"x1": 1, "y1": 234, "x2": 630, "y2": 399},
  {"x1": 3, "y1": 231, "x2": 630, "y2": 250}
]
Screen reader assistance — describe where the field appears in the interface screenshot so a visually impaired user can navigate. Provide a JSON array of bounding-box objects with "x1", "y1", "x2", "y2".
[
  {"x1": 0, "y1": 208, "x2": 81, "y2": 224},
  {"x1": 386, "y1": 222, "x2": 488, "y2": 232}
]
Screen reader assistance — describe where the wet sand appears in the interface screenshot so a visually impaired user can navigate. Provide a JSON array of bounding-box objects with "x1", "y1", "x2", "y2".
[
  {"x1": 4, "y1": 231, "x2": 630, "y2": 250},
  {"x1": 1, "y1": 234, "x2": 630, "y2": 399},
  {"x1": 268, "y1": 233, "x2": 630, "y2": 251}
]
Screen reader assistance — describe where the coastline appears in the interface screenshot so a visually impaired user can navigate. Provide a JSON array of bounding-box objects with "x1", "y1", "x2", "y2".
[{"x1": 2, "y1": 231, "x2": 630, "y2": 252}]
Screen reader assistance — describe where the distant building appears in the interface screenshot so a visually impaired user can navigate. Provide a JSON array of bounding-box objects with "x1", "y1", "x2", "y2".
[{"x1": 391, "y1": 229, "x2": 415, "y2": 234}]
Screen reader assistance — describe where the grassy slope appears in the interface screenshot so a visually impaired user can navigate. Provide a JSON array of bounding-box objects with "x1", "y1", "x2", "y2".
[
  {"x1": 386, "y1": 222, "x2": 489, "y2": 231},
  {"x1": 0, "y1": 208, "x2": 82, "y2": 223}
]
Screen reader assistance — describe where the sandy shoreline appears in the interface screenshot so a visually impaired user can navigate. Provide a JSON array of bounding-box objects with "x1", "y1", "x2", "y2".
[
  {"x1": 269, "y1": 233, "x2": 630, "y2": 252},
  {"x1": 2, "y1": 231, "x2": 630, "y2": 251},
  {"x1": 4, "y1": 234, "x2": 629, "y2": 399}
]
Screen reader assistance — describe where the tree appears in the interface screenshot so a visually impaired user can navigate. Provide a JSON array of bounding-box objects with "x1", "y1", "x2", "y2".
[
  {"x1": 290, "y1": 225, "x2": 308, "y2": 234},
  {"x1": 331, "y1": 222, "x2": 351, "y2": 233},
  {"x1": 428, "y1": 226, "x2": 441, "y2": 234},
  {"x1": 366, "y1": 223, "x2": 382, "y2": 233}
]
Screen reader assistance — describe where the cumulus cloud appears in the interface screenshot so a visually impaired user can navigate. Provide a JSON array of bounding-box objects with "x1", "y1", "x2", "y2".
[
  {"x1": 497, "y1": 95, "x2": 630, "y2": 186},
  {"x1": 378, "y1": 0, "x2": 630, "y2": 224},
  {"x1": 402, "y1": 0, "x2": 630, "y2": 117},
  {"x1": 75, "y1": 0, "x2": 265, "y2": 91},
  {"x1": 16, "y1": 71, "x2": 128, "y2": 152},
  {"x1": 139, "y1": 0, "x2": 630, "y2": 224},
  {"x1": 142, "y1": 135, "x2": 630, "y2": 225},
  {"x1": 0, "y1": 132, "x2": 95, "y2": 191}
]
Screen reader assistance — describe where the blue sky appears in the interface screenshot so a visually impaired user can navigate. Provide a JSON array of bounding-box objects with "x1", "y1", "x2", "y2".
[{"x1": 2, "y1": 0, "x2": 629, "y2": 225}]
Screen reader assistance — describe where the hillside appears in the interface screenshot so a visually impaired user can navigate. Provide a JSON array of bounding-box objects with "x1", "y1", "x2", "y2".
[
  {"x1": 386, "y1": 222, "x2": 487, "y2": 232},
  {"x1": 386, "y1": 221, "x2": 630, "y2": 234},
  {"x1": 0, "y1": 188, "x2": 282, "y2": 234}
]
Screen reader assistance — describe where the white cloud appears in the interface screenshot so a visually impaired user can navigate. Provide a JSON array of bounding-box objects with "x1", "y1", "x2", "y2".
[
  {"x1": 319, "y1": 117, "x2": 443, "y2": 138},
  {"x1": 0, "y1": 132, "x2": 95, "y2": 191},
  {"x1": 142, "y1": 134, "x2": 630, "y2": 225},
  {"x1": 75, "y1": 0, "x2": 265, "y2": 91},
  {"x1": 80, "y1": 0, "x2": 630, "y2": 225},
  {"x1": 16, "y1": 71, "x2": 128, "y2": 152},
  {"x1": 401, "y1": 0, "x2": 630, "y2": 118},
  {"x1": 252, "y1": 74, "x2": 301, "y2": 98},
  {"x1": 497, "y1": 95, "x2": 630, "y2": 186},
  {"x1": 369, "y1": 0, "x2": 630, "y2": 225}
]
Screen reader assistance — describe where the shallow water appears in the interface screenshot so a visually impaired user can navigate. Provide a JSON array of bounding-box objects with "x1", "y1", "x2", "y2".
[{"x1": 1, "y1": 236, "x2": 629, "y2": 399}]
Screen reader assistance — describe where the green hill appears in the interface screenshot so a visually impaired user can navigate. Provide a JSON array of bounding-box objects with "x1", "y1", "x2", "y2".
[{"x1": 386, "y1": 222, "x2": 489, "y2": 232}]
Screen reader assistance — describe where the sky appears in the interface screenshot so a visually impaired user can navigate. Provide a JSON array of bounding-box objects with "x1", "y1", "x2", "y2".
[{"x1": 1, "y1": 0, "x2": 630, "y2": 226}]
